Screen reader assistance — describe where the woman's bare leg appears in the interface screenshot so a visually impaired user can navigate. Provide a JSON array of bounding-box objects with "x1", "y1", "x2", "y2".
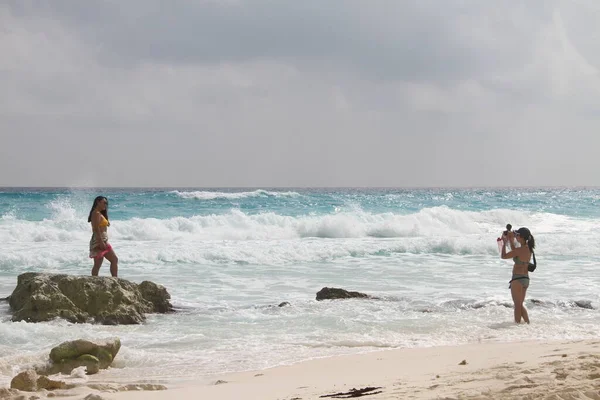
[
  {"x1": 104, "y1": 249, "x2": 119, "y2": 277},
  {"x1": 521, "y1": 287, "x2": 529, "y2": 324},
  {"x1": 91, "y1": 257, "x2": 103, "y2": 276},
  {"x1": 511, "y1": 283, "x2": 524, "y2": 323}
]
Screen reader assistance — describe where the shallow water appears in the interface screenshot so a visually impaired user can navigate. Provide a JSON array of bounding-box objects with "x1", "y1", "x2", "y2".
[{"x1": 0, "y1": 188, "x2": 598, "y2": 384}]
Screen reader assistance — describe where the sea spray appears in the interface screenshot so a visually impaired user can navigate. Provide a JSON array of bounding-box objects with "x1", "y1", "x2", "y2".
[{"x1": 0, "y1": 188, "x2": 598, "y2": 385}]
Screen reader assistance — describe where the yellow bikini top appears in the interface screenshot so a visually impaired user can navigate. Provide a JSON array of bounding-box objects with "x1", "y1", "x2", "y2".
[{"x1": 98, "y1": 214, "x2": 110, "y2": 227}]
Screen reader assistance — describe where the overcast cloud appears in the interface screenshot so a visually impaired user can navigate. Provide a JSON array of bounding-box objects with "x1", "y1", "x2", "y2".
[{"x1": 1, "y1": 0, "x2": 599, "y2": 187}]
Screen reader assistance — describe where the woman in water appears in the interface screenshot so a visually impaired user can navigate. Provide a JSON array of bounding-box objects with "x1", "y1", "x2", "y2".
[
  {"x1": 501, "y1": 227, "x2": 535, "y2": 323},
  {"x1": 88, "y1": 196, "x2": 118, "y2": 277}
]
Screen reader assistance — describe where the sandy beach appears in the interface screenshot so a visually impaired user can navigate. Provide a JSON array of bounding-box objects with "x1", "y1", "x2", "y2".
[
  {"x1": 6, "y1": 339, "x2": 589, "y2": 400},
  {"x1": 109, "y1": 339, "x2": 600, "y2": 400}
]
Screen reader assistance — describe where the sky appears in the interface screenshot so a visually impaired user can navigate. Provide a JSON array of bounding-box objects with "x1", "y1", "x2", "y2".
[{"x1": 1, "y1": 0, "x2": 600, "y2": 188}]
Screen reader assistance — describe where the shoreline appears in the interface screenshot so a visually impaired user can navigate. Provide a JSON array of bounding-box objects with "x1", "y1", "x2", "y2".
[{"x1": 70, "y1": 339, "x2": 600, "y2": 400}]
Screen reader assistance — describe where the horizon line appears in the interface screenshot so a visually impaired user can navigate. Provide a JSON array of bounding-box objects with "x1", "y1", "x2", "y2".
[{"x1": 0, "y1": 185, "x2": 599, "y2": 190}]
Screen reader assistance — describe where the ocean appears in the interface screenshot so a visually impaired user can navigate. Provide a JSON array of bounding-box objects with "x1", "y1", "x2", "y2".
[{"x1": 0, "y1": 188, "x2": 598, "y2": 386}]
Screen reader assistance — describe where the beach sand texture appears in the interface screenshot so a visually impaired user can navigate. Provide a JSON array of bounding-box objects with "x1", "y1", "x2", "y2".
[{"x1": 21, "y1": 339, "x2": 592, "y2": 400}]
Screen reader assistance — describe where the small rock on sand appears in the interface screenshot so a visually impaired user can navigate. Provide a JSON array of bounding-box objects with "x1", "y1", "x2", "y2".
[{"x1": 84, "y1": 395, "x2": 108, "y2": 400}]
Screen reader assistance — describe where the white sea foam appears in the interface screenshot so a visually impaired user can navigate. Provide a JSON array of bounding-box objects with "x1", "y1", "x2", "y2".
[
  {"x1": 0, "y1": 205, "x2": 595, "y2": 261},
  {"x1": 171, "y1": 189, "x2": 301, "y2": 200},
  {"x1": 1, "y1": 194, "x2": 599, "y2": 386}
]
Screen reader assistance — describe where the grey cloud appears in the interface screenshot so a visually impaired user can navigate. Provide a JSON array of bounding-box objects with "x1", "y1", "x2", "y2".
[
  {"x1": 7, "y1": 0, "x2": 553, "y2": 83},
  {"x1": 1, "y1": 0, "x2": 600, "y2": 187}
]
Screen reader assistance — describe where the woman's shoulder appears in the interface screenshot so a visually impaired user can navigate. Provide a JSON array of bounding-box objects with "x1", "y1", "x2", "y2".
[
  {"x1": 519, "y1": 246, "x2": 532, "y2": 256},
  {"x1": 515, "y1": 246, "x2": 528, "y2": 255}
]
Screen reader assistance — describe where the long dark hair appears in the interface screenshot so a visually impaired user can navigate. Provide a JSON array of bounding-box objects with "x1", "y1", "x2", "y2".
[
  {"x1": 516, "y1": 227, "x2": 535, "y2": 252},
  {"x1": 88, "y1": 196, "x2": 109, "y2": 223}
]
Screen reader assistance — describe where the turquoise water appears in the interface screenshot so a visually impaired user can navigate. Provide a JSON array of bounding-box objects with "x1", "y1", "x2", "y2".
[
  {"x1": 0, "y1": 188, "x2": 599, "y2": 384},
  {"x1": 2, "y1": 187, "x2": 600, "y2": 220}
]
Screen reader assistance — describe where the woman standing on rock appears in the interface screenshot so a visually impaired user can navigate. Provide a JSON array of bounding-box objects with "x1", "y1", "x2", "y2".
[{"x1": 88, "y1": 196, "x2": 118, "y2": 277}]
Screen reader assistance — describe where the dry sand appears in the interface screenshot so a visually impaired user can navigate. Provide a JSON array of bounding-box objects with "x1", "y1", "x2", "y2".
[{"x1": 3, "y1": 339, "x2": 599, "y2": 400}]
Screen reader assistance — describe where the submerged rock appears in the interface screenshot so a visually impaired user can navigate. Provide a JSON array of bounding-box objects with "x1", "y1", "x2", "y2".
[
  {"x1": 49, "y1": 338, "x2": 120, "y2": 365},
  {"x1": 8, "y1": 273, "x2": 173, "y2": 324},
  {"x1": 84, "y1": 395, "x2": 108, "y2": 400},
  {"x1": 316, "y1": 287, "x2": 371, "y2": 301},
  {"x1": 574, "y1": 300, "x2": 595, "y2": 310},
  {"x1": 36, "y1": 375, "x2": 69, "y2": 390},
  {"x1": 10, "y1": 369, "x2": 68, "y2": 391},
  {"x1": 10, "y1": 338, "x2": 158, "y2": 394},
  {"x1": 10, "y1": 370, "x2": 38, "y2": 391},
  {"x1": 39, "y1": 338, "x2": 121, "y2": 375},
  {"x1": 28, "y1": 338, "x2": 120, "y2": 376},
  {"x1": 0, "y1": 388, "x2": 20, "y2": 398}
]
